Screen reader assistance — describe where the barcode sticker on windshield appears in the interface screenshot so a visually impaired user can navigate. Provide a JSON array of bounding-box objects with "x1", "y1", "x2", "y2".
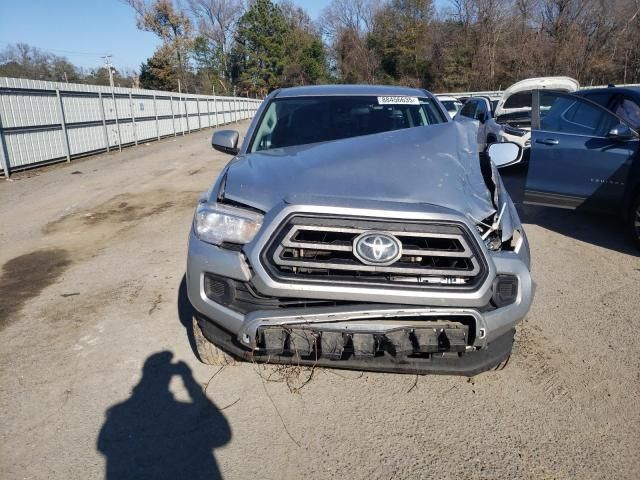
[{"x1": 377, "y1": 96, "x2": 420, "y2": 105}]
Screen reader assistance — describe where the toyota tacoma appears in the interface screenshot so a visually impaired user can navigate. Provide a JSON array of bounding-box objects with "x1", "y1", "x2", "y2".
[{"x1": 186, "y1": 85, "x2": 534, "y2": 376}]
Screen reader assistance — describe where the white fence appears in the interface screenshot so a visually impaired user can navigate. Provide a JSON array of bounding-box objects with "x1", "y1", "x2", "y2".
[{"x1": 0, "y1": 77, "x2": 263, "y2": 177}]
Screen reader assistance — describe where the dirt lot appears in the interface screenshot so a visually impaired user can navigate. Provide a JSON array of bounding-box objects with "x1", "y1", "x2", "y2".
[{"x1": 1, "y1": 122, "x2": 639, "y2": 480}]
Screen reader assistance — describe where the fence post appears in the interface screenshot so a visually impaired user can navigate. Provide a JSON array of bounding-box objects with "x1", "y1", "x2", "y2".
[
  {"x1": 184, "y1": 96, "x2": 190, "y2": 134},
  {"x1": 178, "y1": 80, "x2": 185, "y2": 136},
  {"x1": 129, "y1": 92, "x2": 138, "y2": 146},
  {"x1": 55, "y1": 89, "x2": 71, "y2": 162},
  {"x1": 169, "y1": 95, "x2": 176, "y2": 137},
  {"x1": 0, "y1": 111, "x2": 10, "y2": 178},
  {"x1": 112, "y1": 90, "x2": 122, "y2": 152},
  {"x1": 98, "y1": 92, "x2": 109, "y2": 152},
  {"x1": 179, "y1": 94, "x2": 185, "y2": 136},
  {"x1": 213, "y1": 94, "x2": 219, "y2": 128},
  {"x1": 153, "y1": 93, "x2": 160, "y2": 140},
  {"x1": 196, "y1": 97, "x2": 201, "y2": 130},
  {"x1": 207, "y1": 98, "x2": 212, "y2": 127},
  {"x1": 234, "y1": 95, "x2": 238, "y2": 123}
]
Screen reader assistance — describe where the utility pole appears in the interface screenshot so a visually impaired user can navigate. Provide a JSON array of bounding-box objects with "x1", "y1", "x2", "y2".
[
  {"x1": 101, "y1": 55, "x2": 115, "y2": 87},
  {"x1": 102, "y1": 54, "x2": 121, "y2": 151}
]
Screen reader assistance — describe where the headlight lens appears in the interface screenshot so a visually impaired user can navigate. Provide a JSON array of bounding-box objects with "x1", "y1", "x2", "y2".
[{"x1": 194, "y1": 203, "x2": 263, "y2": 246}]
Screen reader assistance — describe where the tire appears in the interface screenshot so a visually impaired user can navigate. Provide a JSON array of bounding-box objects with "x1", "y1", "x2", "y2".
[
  {"x1": 630, "y1": 194, "x2": 640, "y2": 248},
  {"x1": 192, "y1": 317, "x2": 235, "y2": 366},
  {"x1": 492, "y1": 353, "x2": 511, "y2": 371}
]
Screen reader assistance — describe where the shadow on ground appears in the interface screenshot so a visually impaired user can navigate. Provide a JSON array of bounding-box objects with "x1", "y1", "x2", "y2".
[
  {"x1": 97, "y1": 351, "x2": 231, "y2": 480},
  {"x1": 500, "y1": 164, "x2": 638, "y2": 256},
  {"x1": 517, "y1": 204, "x2": 638, "y2": 256}
]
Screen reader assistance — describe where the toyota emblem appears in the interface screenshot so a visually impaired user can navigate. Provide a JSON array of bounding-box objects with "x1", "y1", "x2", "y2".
[{"x1": 353, "y1": 232, "x2": 402, "y2": 266}]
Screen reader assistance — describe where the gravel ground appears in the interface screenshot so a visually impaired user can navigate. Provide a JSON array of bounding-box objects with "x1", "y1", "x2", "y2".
[{"x1": 1, "y1": 122, "x2": 639, "y2": 480}]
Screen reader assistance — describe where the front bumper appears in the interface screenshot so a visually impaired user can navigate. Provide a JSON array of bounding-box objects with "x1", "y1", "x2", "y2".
[
  {"x1": 186, "y1": 202, "x2": 534, "y2": 375},
  {"x1": 195, "y1": 312, "x2": 515, "y2": 376}
]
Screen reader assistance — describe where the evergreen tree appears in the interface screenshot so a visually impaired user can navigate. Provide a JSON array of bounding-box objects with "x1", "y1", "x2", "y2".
[{"x1": 231, "y1": 0, "x2": 289, "y2": 95}]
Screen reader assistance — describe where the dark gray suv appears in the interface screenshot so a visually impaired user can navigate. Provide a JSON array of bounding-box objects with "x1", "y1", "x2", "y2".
[
  {"x1": 186, "y1": 85, "x2": 533, "y2": 376},
  {"x1": 520, "y1": 88, "x2": 640, "y2": 247}
]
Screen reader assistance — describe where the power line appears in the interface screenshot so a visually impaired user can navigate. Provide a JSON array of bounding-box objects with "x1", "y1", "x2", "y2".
[{"x1": 0, "y1": 40, "x2": 109, "y2": 57}]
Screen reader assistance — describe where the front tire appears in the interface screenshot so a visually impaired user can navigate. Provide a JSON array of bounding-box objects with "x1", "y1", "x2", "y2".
[
  {"x1": 192, "y1": 317, "x2": 235, "y2": 365},
  {"x1": 630, "y1": 194, "x2": 640, "y2": 248}
]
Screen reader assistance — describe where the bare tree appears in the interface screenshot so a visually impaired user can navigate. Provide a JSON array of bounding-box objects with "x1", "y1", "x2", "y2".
[
  {"x1": 320, "y1": 0, "x2": 382, "y2": 39},
  {"x1": 188, "y1": 0, "x2": 243, "y2": 80},
  {"x1": 124, "y1": 0, "x2": 193, "y2": 88},
  {"x1": 320, "y1": 0, "x2": 383, "y2": 82}
]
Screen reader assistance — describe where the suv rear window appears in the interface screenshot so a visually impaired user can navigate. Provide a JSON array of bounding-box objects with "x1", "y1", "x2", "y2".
[
  {"x1": 503, "y1": 91, "x2": 532, "y2": 109},
  {"x1": 249, "y1": 96, "x2": 446, "y2": 152}
]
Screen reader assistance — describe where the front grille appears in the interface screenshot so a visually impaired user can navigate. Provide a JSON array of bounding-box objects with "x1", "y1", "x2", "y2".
[{"x1": 262, "y1": 215, "x2": 488, "y2": 290}]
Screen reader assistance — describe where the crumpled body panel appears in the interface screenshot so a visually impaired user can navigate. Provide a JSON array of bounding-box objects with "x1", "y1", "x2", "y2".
[{"x1": 220, "y1": 121, "x2": 496, "y2": 221}]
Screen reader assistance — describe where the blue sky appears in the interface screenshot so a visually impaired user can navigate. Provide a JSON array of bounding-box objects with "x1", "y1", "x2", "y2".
[{"x1": 0, "y1": 0, "x2": 447, "y2": 72}]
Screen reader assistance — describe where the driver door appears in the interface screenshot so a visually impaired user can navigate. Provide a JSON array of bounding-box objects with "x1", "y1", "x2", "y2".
[{"x1": 525, "y1": 90, "x2": 639, "y2": 211}]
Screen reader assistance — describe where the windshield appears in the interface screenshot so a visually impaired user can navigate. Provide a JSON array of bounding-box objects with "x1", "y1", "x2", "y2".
[{"x1": 249, "y1": 95, "x2": 446, "y2": 152}]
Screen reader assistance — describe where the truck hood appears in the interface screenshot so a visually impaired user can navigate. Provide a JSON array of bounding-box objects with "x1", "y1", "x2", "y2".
[
  {"x1": 220, "y1": 121, "x2": 496, "y2": 222},
  {"x1": 495, "y1": 76, "x2": 579, "y2": 117}
]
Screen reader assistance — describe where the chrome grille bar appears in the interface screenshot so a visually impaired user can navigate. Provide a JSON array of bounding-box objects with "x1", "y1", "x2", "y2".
[{"x1": 267, "y1": 218, "x2": 485, "y2": 284}]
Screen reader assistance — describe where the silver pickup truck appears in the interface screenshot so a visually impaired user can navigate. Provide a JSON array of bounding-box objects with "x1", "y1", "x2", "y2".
[{"x1": 186, "y1": 85, "x2": 534, "y2": 375}]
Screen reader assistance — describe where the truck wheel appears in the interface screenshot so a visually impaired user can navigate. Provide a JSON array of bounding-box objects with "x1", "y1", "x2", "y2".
[
  {"x1": 630, "y1": 194, "x2": 640, "y2": 248},
  {"x1": 192, "y1": 317, "x2": 235, "y2": 365},
  {"x1": 493, "y1": 353, "x2": 511, "y2": 371}
]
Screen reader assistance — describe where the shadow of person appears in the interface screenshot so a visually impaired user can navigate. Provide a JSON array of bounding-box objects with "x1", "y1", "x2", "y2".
[{"x1": 97, "y1": 351, "x2": 231, "y2": 480}]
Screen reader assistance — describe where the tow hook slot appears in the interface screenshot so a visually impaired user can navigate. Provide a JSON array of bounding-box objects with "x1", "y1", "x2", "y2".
[
  {"x1": 351, "y1": 333, "x2": 377, "y2": 358},
  {"x1": 320, "y1": 332, "x2": 344, "y2": 359},
  {"x1": 385, "y1": 330, "x2": 414, "y2": 355},
  {"x1": 289, "y1": 329, "x2": 318, "y2": 357},
  {"x1": 262, "y1": 328, "x2": 287, "y2": 355}
]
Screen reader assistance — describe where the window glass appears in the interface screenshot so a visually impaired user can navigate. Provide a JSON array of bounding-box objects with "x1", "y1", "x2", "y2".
[
  {"x1": 615, "y1": 96, "x2": 640, "y2": 130},
  {"x1": 474, "y1": 100, "x2": 488, "y2": 120},
  {"x1": 540, "y1": 92, "x2": 618, "y2": 137},
  {"x1": 250, "y1": 96, "x2": 446, "y2": 152},
  {"x1": 441, "y1": 100, "x2": 462, "y2": 113},
  {"x1": 581, "y1": 92, "x2": 615, "y2": 110},
  {"x1": 503, "y1": 91, "x2": 532, "y2": 109},
  {"x1": 459, "y1": 100, "x2": 477, "y2": 118}
]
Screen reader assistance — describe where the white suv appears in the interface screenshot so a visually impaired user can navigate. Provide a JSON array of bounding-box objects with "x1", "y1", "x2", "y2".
[
  {"x1": 455, "y1": 77, "x2": 579, "y2": 154},
  {"x1": 436, "y1": 95, "x2": 464, "y2": 118}
]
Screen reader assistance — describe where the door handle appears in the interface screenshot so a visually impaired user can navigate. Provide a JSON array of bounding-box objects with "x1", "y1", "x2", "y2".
[{"x1": 535, "y1": 138, "x2": 559, "y2": 146}]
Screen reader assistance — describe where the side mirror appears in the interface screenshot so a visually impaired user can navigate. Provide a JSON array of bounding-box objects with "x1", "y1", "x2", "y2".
[
  {"x1": 607, "y1": 124, "x2": 636, "y2": 141},
  {"x1": 487, "y1": 142, "x2": 522, "y2": 168},
  {"x1": 212, "y1": 130, "x2": 240, "y2": 155},
  {"x1": 476, "y1": 112, "x2": 487, "y2": 123}
]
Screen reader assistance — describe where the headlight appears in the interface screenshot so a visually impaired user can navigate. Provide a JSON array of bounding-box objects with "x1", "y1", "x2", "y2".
[{"x1": 194, "y1": 202, "x2": 263, "y2": 246}]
